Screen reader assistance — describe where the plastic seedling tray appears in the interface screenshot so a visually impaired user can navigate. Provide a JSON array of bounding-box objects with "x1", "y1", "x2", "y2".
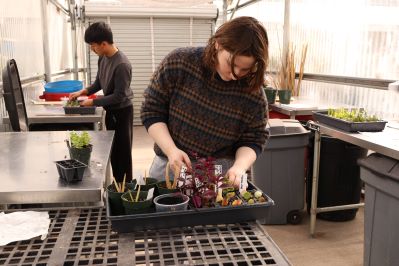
[
  {"x1": 55, "y1": 159, "x2": 87, "y2": 182},
  {"x1": 106, "y1": 181, "x2": 274, "y2": 233},
  {"x1": 313, "y1": 111, "x2": 387, "y2": 132},
  {"x1": 64, "y1": 106, "x2": 96, "y2": 115}
]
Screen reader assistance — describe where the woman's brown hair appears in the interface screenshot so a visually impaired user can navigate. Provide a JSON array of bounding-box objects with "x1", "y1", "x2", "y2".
[{"x1": 203, "y1": 16, "x2": 269, "y2": 92}]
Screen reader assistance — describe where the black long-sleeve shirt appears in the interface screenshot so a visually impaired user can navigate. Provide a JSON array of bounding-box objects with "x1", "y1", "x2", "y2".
[{"x1": 87, "y1": 50, "x2": 133, "y2": 110}]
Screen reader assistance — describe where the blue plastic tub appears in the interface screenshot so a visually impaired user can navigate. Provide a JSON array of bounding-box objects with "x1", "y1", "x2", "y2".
[{"x1": 44, "y1": 80, "x2": 83, "y2": 93}]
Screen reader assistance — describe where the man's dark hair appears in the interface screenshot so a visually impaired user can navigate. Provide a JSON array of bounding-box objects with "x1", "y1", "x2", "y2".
[{"x1": 84, "y1": 22, "x2": 114, "y2": 44}]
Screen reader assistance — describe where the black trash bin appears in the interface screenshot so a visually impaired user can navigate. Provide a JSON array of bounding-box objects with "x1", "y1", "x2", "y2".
[{"x1": 306, "y1": 135, "x2": 368, "y2": 221}]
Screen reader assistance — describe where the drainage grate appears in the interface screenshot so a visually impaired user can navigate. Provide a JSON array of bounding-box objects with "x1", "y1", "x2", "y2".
[
  {"x1": 0, "y1": 210, "x2": 68, "y2": 266},
  {"x1": 0, "y1": 208, "x2": 291, "y2": 266}
]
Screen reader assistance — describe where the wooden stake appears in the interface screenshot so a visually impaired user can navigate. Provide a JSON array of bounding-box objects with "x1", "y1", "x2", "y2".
[
  {"x1": 121, "y1": 174, "x2": 126, "y2": 192},
  {"x1": 112, "y1": 177, "x2": 120, "y2": 192},
  {"x1": 135, "y1": 185, "x2": 141, "y2": 202}
]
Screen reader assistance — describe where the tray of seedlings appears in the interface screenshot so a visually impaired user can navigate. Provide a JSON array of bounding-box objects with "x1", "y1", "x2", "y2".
[
  {"x1": 63, "y1": 100, "x2": 96, "y2": 115},
  {"x1": 313, "y1": 108, "x2": 387, "y2": 132},
  {"x1": 105, "y1": 159, "x2": 274, "y2": 233}
]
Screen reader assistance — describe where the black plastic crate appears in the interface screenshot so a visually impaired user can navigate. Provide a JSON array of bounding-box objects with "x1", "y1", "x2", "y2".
[
  {"x1": 55, "y1": 159, "x2": 87, "y2": 182},
  {"x1": 106, "y1": 181, "x2": 274, "y2": 233},
  {"x1": 313, "y1": 111, "x2": 387, "y2": 132},
  {"x1": 64, "y1": 106, "x2": 96, "y2": 115}
]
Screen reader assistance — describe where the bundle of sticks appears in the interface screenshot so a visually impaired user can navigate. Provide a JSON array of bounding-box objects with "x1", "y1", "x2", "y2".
[{"x1": 274, "y1": 43, "x2": 308, "y2": 97}]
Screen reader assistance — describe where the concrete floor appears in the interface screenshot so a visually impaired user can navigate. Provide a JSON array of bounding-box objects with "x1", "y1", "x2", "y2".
[{"x1": 132, "y1": 126, "x2": 364, "y2": 266}]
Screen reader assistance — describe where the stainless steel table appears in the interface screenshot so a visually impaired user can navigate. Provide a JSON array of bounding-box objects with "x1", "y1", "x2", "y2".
[
  {"x1": 307, "y1": 121, "x2": 399, "y2": 236},
  {"x1": 3, "y1": 103, "x2": 105, "y2": 131},
  {"x1": 0, "y1": 131, "x2": 114, "y2": 206}
]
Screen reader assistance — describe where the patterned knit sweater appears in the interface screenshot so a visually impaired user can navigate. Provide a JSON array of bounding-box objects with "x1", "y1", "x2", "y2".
[{"x1": 141, "y1": 47, "x2": 268, "y2": 159}]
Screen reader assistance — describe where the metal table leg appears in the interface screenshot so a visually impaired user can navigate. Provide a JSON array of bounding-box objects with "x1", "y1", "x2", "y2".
[{"x1": 310, "y1": 129, "x2": 321, "y2": 237}]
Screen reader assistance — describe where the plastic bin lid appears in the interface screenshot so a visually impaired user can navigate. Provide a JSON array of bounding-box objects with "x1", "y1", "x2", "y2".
[
  {"x1": 267, "y1": 119, "x2": 309, "y2": 136},
  {"x1": 44, "y1": 80, "x2": 83, "y2": 93},
  {"x1": 358, "y1": 153, "x2": 399, "y2": 182}
]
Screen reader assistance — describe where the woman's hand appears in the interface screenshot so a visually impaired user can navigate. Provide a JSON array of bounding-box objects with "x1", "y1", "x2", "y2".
[
  {"x1": 226, "y1": 165, "x2": 246, "y2": 188},
  {"x1": 166, "y1": 148, "x2": 192, "y2": 176}
]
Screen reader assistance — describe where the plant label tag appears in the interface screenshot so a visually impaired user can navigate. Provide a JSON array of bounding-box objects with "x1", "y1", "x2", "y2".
[
  {"x1": 194, "y1": 177, "x2": 203, "y2": 188},
  {"x1": 146, "y1": 188, "x2": 154, "y2": 200},
  {"x1": 215, "y1": 165, "x2": 222, "y2": 176},
  {"x1": 136, "y1": 174, "x2": 145, "y2": 186},
  {"x1": 179, "y1": 165, "x2": 187, "y2": 179},
  {"x1": 239, "y1": 173, "x2": 248, "y2": 193},
  {"x1": 178, "y1": 165, "x2": 188, "y2": 187}
]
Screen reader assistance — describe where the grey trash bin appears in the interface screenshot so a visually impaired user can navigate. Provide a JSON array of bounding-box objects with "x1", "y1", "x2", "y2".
[
  {"x1": 252, "y1": 119, "x2": 309, "y2": 224},
  {"x1": 358, "y1": 153, "x2": 399, "y2": 266}
]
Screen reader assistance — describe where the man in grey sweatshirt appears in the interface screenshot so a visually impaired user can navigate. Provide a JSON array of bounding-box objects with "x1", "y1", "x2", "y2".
[{"x1": 70, "y1": 22, "x2": 133, "y2": 182}]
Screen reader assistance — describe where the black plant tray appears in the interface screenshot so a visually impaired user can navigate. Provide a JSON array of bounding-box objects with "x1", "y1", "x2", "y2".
[
  {"x1": 106, "y1": 181, "x2": 274, "y2": 233},
  {"x1": 64, "y1": 106, "x2": 96, "y2": 115},
  {"x1": 313, "y1": 111, "x2": 387, "y2": 132},
  {"x1": 55, "y1": 159, "x2": 87, "y2": 182}
]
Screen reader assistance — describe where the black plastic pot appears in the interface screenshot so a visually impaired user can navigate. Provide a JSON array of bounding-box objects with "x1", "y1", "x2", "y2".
[
  {"x1": 264, "y1": 87, "x2": 277, "y2": 104},
  {"x1": 121, "y1": 191, "x2": 153, "y2": 215},
  {"x1": 55, "y1": 159, "x2": 87, "y2": 183},
  {"x1": 106, "y1": 184, "x2": 127, "y2": 216},
  {"x1": 156, "y1": 180, "x2": 180, "y2": 195},
  {"x1": 278, "y1": 90, "x2": 292, "y2": 104},
  {"x1": 69, "y1": 145, "x2": 92, "y2": 166}
]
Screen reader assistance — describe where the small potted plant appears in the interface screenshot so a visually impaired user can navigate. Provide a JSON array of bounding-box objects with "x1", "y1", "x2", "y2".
[
  {"x1": 273, "y1": 43, "x2": 308, "y2": 104},
  {"x1": 128, "y1": 170, "x2": 158, "y2": 191},
  {"x1": 66, "y1": 131, "x2": 92, "y2": 166},
  {"x1": 177, "y1": 154, "x2": 229, "y2": 208},
  {"x1": 263, "y1": 78, "x2": 277, "y2": 104},
  {"x1": 121, "y1": 185, "x2": 153, "y2": 215},
  {"x1": 107, "y1": 176, "x2": 129, "y2": 215},
  {"x1": 156, "y1": 162, "x2": 180, "y2": 195}
]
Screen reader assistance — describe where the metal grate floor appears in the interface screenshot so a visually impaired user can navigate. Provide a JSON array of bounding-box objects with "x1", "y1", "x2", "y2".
[{"x1": 0, "y1": 208, "x2": 291, "y2": 266}]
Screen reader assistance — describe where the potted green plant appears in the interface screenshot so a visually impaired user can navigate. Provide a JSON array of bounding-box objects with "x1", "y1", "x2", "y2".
[
  {"x1": 263, "y1": 84, "x2": 277, "y2": 105},
  {"x1": 107, "y1": 176, "x2": 129, "y2": 215},
  {"x1": 156, "y1": 162, "x2": 180, "y2": 195},
  {"x1": 177, "y1": 153, "x2": 230, "y2": 208},
  {"x1": 128, "y1": 171, "x2": 158, "y2": 191},
  {"x1": 121, "y1": 188, "x2": 153, "y2": 215},
  {"x1": 66, "y1": 131, "x2": 92, "y2": 166},
  {"x1": 274, "y1": 43, "x2": 308, "y2": 104}
]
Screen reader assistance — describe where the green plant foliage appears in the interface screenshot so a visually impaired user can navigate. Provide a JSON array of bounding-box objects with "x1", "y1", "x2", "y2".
[
  {"x1": 70, "y1": 131, "x2": 91, "y2": 149},
  {"x1": 327, "y1": 108, "x2": 379, "y2": 122},
  {"x1": 65, "y1": 100, "x2": 80, "y2": 107}
]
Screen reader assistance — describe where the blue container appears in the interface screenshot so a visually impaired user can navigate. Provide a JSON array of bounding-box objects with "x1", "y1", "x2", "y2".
[{"x1": 44, "y1": 80, "x2": 83, "y2": 93}]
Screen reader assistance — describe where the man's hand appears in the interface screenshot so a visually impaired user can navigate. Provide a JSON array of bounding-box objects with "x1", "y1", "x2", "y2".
[
  {"x1": 79, "y1": 99, "x2": 94, "y2": 106},
  {"x1": 69, "y1": 88, "x2": 87, "y2": 100}
]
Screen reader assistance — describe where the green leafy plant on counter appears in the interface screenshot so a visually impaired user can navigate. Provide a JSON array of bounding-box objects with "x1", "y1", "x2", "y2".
[
  {"x1": 69, "y1": 131, "x2": 91, "y2": 149},
  {"x1": 65, "y1": 100, "x2": 80, "y2": 107},
  {"x1": 327, "y1": 108, "x2": 380, "y2": 122}
]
